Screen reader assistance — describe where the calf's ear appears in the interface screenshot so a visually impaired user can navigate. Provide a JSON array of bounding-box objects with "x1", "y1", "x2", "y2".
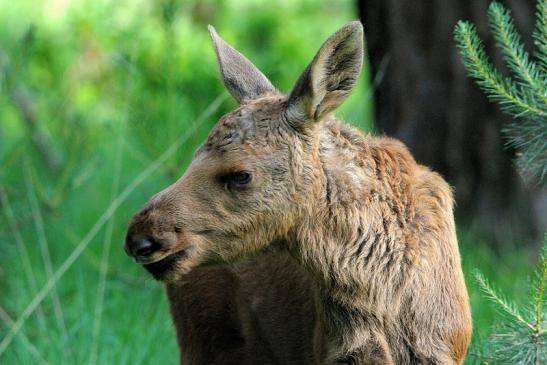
[
  {"x1": 286, "y1": 21, "x2": 364, "y2": 126},
  {"x1": 208, "y1": 25, "x2": 276, "y2": 104}
]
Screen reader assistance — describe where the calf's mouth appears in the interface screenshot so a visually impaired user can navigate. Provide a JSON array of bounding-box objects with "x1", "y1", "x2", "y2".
[{"x1": 142, "y1": 247, "x2": 192, "y2": 280}]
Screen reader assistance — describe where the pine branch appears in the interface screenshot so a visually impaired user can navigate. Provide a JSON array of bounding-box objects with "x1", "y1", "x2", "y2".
[
  {"x1": 457, "y1": 4, "x2": 547, "y2": 363},
  {"x1": 455, "y1": 14, "x2": 547, "y2": 186},
  {"x1": 454, "y1": 21, "x2": 545, "y2": 118},
  {"x1": 475, "y1": 268, "x2": 546, "y2": 364},
  {"x1": 503, "y1": 117, "x2": 547, "y2": 184},
  {"x1": 474, "y1": 270, "x2": 535, "y2": 331},
  {"x1": 489, "y1": 1, "x2": 547, "y2": 104},
  {"x1": 535, "y1": 0, "x2": 547, "y2": 73}
]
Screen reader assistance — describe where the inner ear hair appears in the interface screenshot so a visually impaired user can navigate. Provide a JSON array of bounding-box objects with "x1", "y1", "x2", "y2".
[{"x1": 287, "y1": 21, "x2": 364, "y2": 124}]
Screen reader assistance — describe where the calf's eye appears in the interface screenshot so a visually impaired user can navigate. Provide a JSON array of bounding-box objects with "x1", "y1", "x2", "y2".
[{"x1": 227, "y1": 171, "x2": 252, "y2": 189}]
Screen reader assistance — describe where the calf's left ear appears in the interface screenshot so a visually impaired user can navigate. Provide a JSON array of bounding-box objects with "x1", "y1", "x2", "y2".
[{"x1": 286, "y1": 21, "x2": 364, "y2": 125}]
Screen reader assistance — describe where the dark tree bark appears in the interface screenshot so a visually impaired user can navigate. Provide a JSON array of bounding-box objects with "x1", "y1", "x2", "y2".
[{"x1": 358, "y1": 0, "x2": 546, "y2": 245}]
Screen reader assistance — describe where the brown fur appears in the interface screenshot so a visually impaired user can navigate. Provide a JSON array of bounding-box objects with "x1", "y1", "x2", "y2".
[
  {"x1": 125, "y1": 22, "x2": 472, "y2": 364},
  {"x1": 166, "y1": 252, "x2": 316, "y2": 364}
]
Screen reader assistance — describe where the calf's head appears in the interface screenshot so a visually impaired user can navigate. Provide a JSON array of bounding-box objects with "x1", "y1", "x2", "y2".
[{"x1": 125, "y1": 22, "x2": 364, "y2": 282}]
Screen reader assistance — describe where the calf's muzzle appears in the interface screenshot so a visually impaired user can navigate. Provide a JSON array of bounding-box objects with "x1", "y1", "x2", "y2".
[{"x1": 124, "y1": 202, "x2": 174, "y2": 264}]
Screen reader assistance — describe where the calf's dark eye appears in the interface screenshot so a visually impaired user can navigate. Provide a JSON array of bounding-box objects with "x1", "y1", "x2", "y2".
[{"x1": 227, "y1": 171, "x2": 252, "y2": 189}]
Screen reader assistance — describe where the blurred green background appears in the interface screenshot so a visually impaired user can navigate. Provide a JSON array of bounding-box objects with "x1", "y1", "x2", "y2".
[{"x1": 0, "y1": 0, "x2": 538, "y2": 364}]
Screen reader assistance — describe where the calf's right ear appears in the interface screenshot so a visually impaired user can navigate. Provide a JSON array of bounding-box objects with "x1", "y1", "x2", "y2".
[
  {"x1": 285, "y1": 21, "x2": 364, "y2": 126},
  {"x1": 208, "y1": 25, "x2": 276, "y2": 104}
]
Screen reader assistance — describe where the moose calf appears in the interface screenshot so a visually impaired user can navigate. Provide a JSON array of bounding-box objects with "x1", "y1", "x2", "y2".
[{"x1": 126, "y1": 22, "x2": 472, "y2": 364}]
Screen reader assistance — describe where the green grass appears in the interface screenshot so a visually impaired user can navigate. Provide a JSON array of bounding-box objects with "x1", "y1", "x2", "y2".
[
  {"x1": 0, "y1": 0, "x2": 371, "y2": 363},
  {"x1": 0, "y1": 0, "x2": 539, "y2": 363}
]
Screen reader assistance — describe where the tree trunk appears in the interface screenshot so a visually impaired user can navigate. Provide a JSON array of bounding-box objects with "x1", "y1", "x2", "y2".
[{"x1": 358, "y1": 0, "x2": 546, "y2": 245}]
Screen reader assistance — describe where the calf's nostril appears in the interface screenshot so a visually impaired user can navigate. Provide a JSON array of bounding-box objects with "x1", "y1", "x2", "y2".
[{"x1": 132, "y1": 238, "x2": 161, "y2": 258}]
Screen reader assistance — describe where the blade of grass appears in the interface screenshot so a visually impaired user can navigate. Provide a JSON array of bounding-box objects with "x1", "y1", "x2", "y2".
[
  {"x1": 64, "y1": 227, "x2": 143, "y2": 287},
  {"x1": 24, "y1": 161, "x2": 71, "y2": 359},
  {"x1": 0, "y1": 306, "x2": 47, "y2": 364},
  {"x1": 0, "y1": 93, "x2": 227, "y2": 356},
  {"x1": 0, "y1": 187, "x2": 51, "y2": 345},
  {"x1": 89, "y1": 65, "x2": 131, "y2": 365}
]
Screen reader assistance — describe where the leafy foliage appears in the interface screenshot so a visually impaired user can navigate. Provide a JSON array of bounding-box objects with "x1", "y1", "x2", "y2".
[{"x1": 454, "y1": 0, "x2": 547, "y2": 185}]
